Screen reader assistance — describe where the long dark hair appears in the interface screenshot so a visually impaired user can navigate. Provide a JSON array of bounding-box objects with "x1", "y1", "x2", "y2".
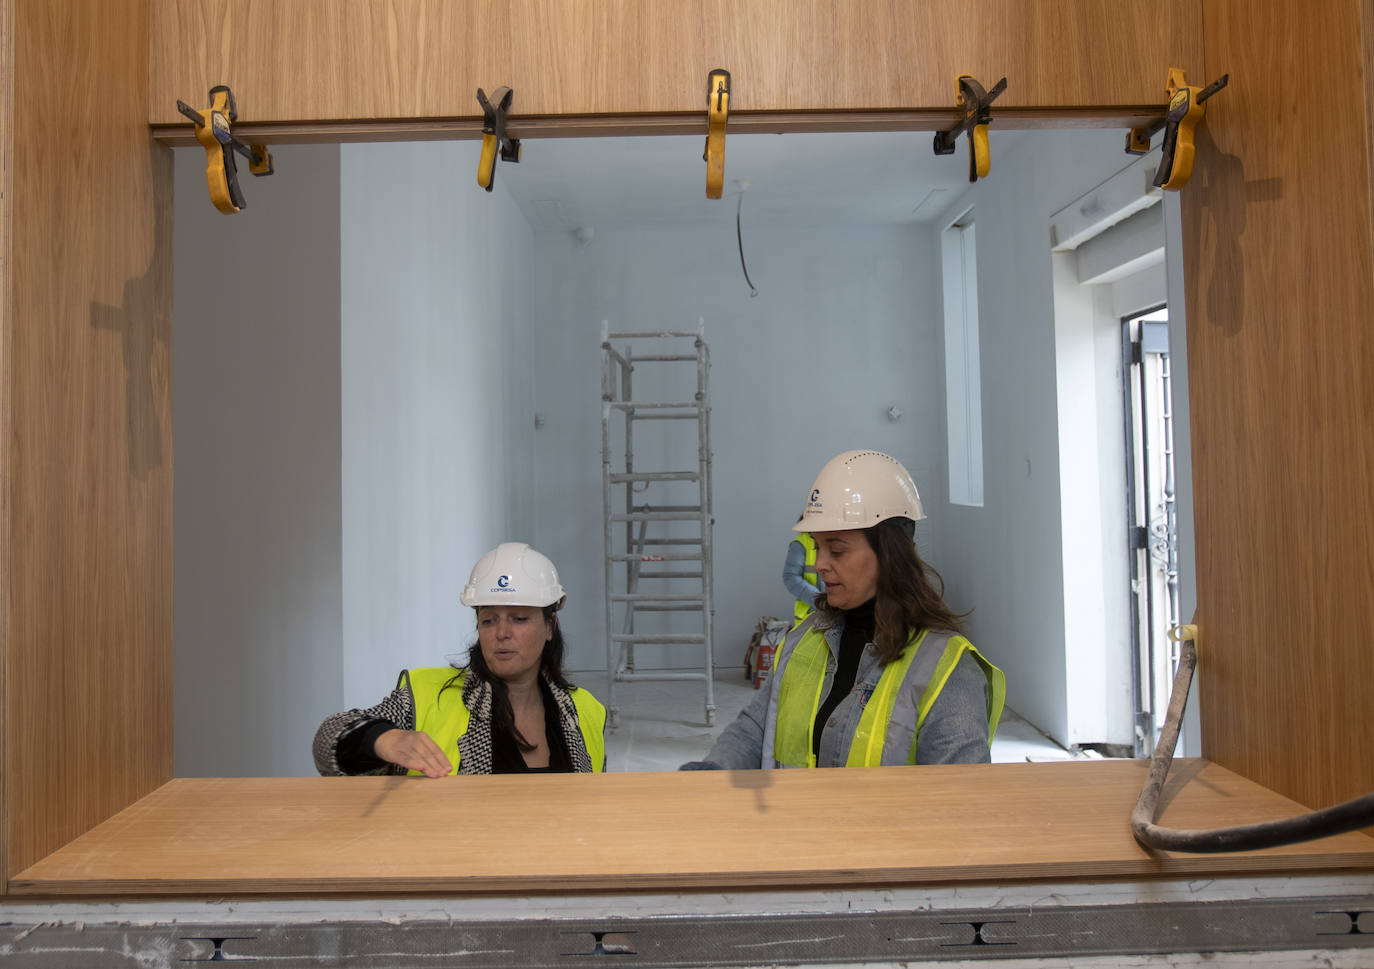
[
  {"x1": 814, "y1": 517, "x2": 967, "y2": 664},
  {"x1": 442, "y1": 605, "x2": 573, "y2": 753}
]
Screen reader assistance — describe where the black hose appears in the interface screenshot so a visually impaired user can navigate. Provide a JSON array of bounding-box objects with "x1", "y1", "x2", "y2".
[
  {"x1": 1131, "y1": 630, "x2": 1374, "y2": 852},
  {"x1": 736, "y1": 194, "x2": 757, "y2": 298}
]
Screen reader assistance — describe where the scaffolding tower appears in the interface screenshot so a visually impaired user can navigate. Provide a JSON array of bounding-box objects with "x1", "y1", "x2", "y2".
[{"x1": 600, "y1": 319, "x2": 715, "y2": 728}]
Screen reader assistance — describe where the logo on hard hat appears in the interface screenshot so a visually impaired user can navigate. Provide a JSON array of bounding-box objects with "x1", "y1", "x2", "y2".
[
  {"x1": 810, "y1": 489, "x2": 820, "y2": 503},
  {"x1": 495, "y1": 575, "x2": 512, "y2": 590}
]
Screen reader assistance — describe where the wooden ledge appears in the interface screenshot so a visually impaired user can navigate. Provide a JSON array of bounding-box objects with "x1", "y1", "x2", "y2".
[
  {"x1": 148, "y1": 107, "x2": 1165, "y2": 147},
  {"x1": 12, "y1": 760, "x2": 1374, "y2": 896}
]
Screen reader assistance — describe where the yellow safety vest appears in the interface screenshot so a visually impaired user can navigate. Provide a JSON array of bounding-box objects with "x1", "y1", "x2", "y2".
[
  {"x1": 793, "y1": 531, "x2": 820, "y2": 621},
  {"x1": 772, "y1": 625, "x2": 1006, "y2": 768},
  {"x1": 402, "y1": 667, "x2": 606, "y2": 775}
]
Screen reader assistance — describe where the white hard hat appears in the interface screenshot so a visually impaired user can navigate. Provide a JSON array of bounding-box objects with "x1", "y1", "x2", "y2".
[
  {"x1": 460, "y1": 542, "x2": 567, "y2": 610},
  {"x1": 793, "y1": 450, "x2": 926, "y2": 532}
]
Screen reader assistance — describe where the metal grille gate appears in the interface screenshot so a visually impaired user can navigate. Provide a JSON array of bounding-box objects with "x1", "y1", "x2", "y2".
[{"x1": 600, "y1": 320, "x2": 715, "y2": 728}]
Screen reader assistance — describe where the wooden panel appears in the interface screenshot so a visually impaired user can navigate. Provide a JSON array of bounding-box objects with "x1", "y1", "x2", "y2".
[
  {"x1": 149, "y1": 0, "x2": 1202, "y2": 127},
  {"x1": 3, "y1": 0, "x2": 173, "y2": 881},
  {"x1": 148, "y1": 109, "x2": 1177, "y2": 149},
  {"x1": 0, "y1": 0, "x2": 13, "y2": 898},
  {"x1": 1, "y1": 0, "x2": 1363, "y2": 901},
  {"x1": 11, "y1": 761, "x2": 1374, "y2": 895},
  {"x1": 1182, "y1": 0, "x2": 1374, "y2": 811},
  {"x1": 1366, "y1": 0, "x2": 1374, "y2": 246}
]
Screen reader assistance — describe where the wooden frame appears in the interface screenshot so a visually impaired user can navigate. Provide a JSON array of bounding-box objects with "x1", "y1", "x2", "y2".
[
  {"x1": 9, "y1": 762, "x2": 1374, "y2": 896},
  {"x1": 3, "y1": 0, "x2": 1372, "y2": 897}
]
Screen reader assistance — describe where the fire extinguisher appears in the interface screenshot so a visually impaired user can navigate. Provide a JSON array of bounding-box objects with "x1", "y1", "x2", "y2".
[{"x1": 753, "y1": 638, "x2": 777, "y2": 689}]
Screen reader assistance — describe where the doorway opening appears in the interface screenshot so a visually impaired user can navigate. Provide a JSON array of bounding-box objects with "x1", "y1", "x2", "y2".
[{"x1": 1123, "y1": 305, "x2": 1180, "y2": 757}]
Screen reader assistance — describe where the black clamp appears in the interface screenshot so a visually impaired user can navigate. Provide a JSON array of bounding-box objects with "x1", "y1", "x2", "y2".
[
  {"x1": 476, "y1": 86, "x2": 521, "y2": 192},
  {"x1": 1126, "y1": 69, "x2": 1229, "y2": 191},
  {"x1": 933, "y1": 75, "x2": 1007, "y2": 183},
  {"x1": 177, "y1": 85, "x2": 274, "y2": 214}
]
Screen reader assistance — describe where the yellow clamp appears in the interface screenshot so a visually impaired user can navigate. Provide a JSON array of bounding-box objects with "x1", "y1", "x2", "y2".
[
  {"x1": 1167, "y1": 624, "x2": 1198, "y2": 644},
  {"x1": 477, "y1": 86, "x2": 521, "y2": 192},
  {"x1": 1167, "y1": 623, "x2": 1200, "y2": 667},
  {"x1": 1126, "y1": 68, "x2": 1228, "y2": 191},
  {"x1": 703, "y1": 68, "x2": 731, "y2": 199},
  {"x1": 932, "y1": 74, "x2": 1007, "y2": 183},
  {"x1": 176, "y1": 85, "x2": 274, "y2": 214}
]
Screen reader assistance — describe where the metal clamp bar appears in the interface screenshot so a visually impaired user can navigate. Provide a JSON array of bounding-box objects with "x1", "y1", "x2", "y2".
[
  {"x1": 609, "y1": 472, "x2": 701, "y2": 482},
  {"x1": 615, "y1": 670, "x2": 709, "y2": 683},
  {"x1": 611, "y1": 633, "x2": 706, "y2": 644},
  {"x1": 610, "y1": 594, "x2": 707, "y2": 602}
]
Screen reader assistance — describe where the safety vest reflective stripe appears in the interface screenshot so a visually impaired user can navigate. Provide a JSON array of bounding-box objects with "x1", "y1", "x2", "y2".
[
  {"x1": 847, "y1": 633, "x2": 1006, "y2": 767},
  {"x1": 846, "y1": 629, "x2": 931, "y2": 767},
  {"x1": 773, "y1": 624, "x2": 1005, "y2": 768},
  {"x1": 799, "y1": 531, "x2": 818, "y2": 583},
  {"x1": 570, "y1": 685, "x2": 607, "y2": 769},
  {"x1": 403, "y1": 667, "x2": 605, "y2": 774},
  {"x1": 772, "y1": 624, "x2": 831, "y2": 767},
  {"x1": 906, "y1": 642, "x2": 1005, "y2": 763},
  {"x1": 793, "y1": 531, "x2": 820, "y2": 621}
]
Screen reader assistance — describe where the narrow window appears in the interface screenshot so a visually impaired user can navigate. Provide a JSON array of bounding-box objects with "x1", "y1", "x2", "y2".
[{"x1": 942, "y1": 211, "x2": 984, "y2": 506}]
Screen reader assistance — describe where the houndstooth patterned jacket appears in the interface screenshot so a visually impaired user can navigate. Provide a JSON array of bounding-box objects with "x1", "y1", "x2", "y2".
[{"x1": 312, "y1": 669, "x2": 595, "y2": 775}]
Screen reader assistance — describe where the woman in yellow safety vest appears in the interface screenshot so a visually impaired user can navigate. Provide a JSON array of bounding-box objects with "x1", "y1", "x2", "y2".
[
  {"x1": 684, "y1": 450, "x2": 1005, "y2": 770},
  {"x1": 783, "y1": 517, "x2": 822, "y2": 621},
  {"x1": 313, "y1": 543, "x2": 605, "y2": 776}
]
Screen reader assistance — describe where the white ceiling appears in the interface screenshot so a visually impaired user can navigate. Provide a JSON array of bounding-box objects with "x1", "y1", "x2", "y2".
[{"x1": 496, "y1": 130, "x2": 1027, "y2": 232}]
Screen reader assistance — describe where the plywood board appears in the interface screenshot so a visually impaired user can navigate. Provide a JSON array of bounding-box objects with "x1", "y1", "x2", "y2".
[
  {"x1": 1181, "y1": 1, "x2": 1374, "y2": 811},
  {"x1": 0, "y1": 0, "x2": 15, "y2": 898},
  {"x1": 3, "y1": 0, "x2": 174, "y2": 881},
  {"x1": 12, "y1": 761, "x2": 1374, "y2": 896},
  {"x1": 149, "y1": 0, "x2": 1203, "y2": 127}
]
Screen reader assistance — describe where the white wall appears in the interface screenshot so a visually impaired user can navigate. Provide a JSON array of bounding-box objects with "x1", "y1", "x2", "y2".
[
  {"x1": 172, "y1": 131, "x2": 1192, "y2": 768},
  {"x1": 1161, "y1": 192, "x2": 1201, "y2": 757},
  {"x1": 930, "y1": 130, "x2": 1150, "y2": 746},
  {"x1": 174, "y1": 142, "x2": 537, "y2": 776},
  {"x1": 340, "y1": 142, "x2": 537, "y2": 707},
  {"x1": 529, "y1": 223, "x2": 943, "y2": 673},
  {"x1": 173, "y1": 145, "x2": 343, "y2": 777},
  {"x1": 1051, "y1": 254, "x2": 1133, "y2": 747}
]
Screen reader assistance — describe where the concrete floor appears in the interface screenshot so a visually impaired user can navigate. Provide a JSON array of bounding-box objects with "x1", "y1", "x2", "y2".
[{"x1": 586, "y1": 669, "x2": 1090, "y2": 772}]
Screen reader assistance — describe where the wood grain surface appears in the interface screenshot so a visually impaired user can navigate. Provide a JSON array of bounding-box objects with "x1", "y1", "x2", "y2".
[
  {"x1": 3, "y1": 0, "x2": 174, "y2": 883},
  {"x1": 0, "y1": 0, "x2": 14, "y2": 898},
  {"x1": 4, "y1": 0, "x2": 1373, "y2": 901},
  {"x1": 1180, "y1": 0, "x2": 1374, "y2": 814},
  {"x1": 11, "y1": 761, "x2": 1374, "y2": 896},
  {"x1": 149, "y1": 0, "x2": 1202, "y2": 127},
  {"x1": 148, "y1": 108, "x2": 1175, "y2": 148}
]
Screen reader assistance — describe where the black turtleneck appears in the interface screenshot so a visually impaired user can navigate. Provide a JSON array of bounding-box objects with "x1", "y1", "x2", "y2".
[
  {"x1": 491, "y1": 676, "x2": 572, "y2": 773},
  {"x1": 812, "y1": 598, "x2": 876, "y2": 758}
]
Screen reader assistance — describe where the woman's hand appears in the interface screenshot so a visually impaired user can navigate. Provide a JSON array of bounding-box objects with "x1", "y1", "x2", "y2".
[{"x1": 373, "y1": 729, "x2": 453, "y2": 777}]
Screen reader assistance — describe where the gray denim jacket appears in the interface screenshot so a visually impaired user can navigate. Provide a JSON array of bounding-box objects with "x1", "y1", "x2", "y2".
[{"x1": 704, "y1": 615, "x2": 994, "y2": 769}]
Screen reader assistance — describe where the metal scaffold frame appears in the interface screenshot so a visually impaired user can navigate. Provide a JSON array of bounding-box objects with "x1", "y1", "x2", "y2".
[{"x1": 600, "y1": 319, "x2": 715, "y2": 728}]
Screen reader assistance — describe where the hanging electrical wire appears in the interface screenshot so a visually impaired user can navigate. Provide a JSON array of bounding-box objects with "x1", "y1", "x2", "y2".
[
  {"x1": 1132, "y1": 625, "x2": 1374, "y2": 852},
  {"x1": 736, "y1": 192, "x2": 758, "y2": 298}
]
